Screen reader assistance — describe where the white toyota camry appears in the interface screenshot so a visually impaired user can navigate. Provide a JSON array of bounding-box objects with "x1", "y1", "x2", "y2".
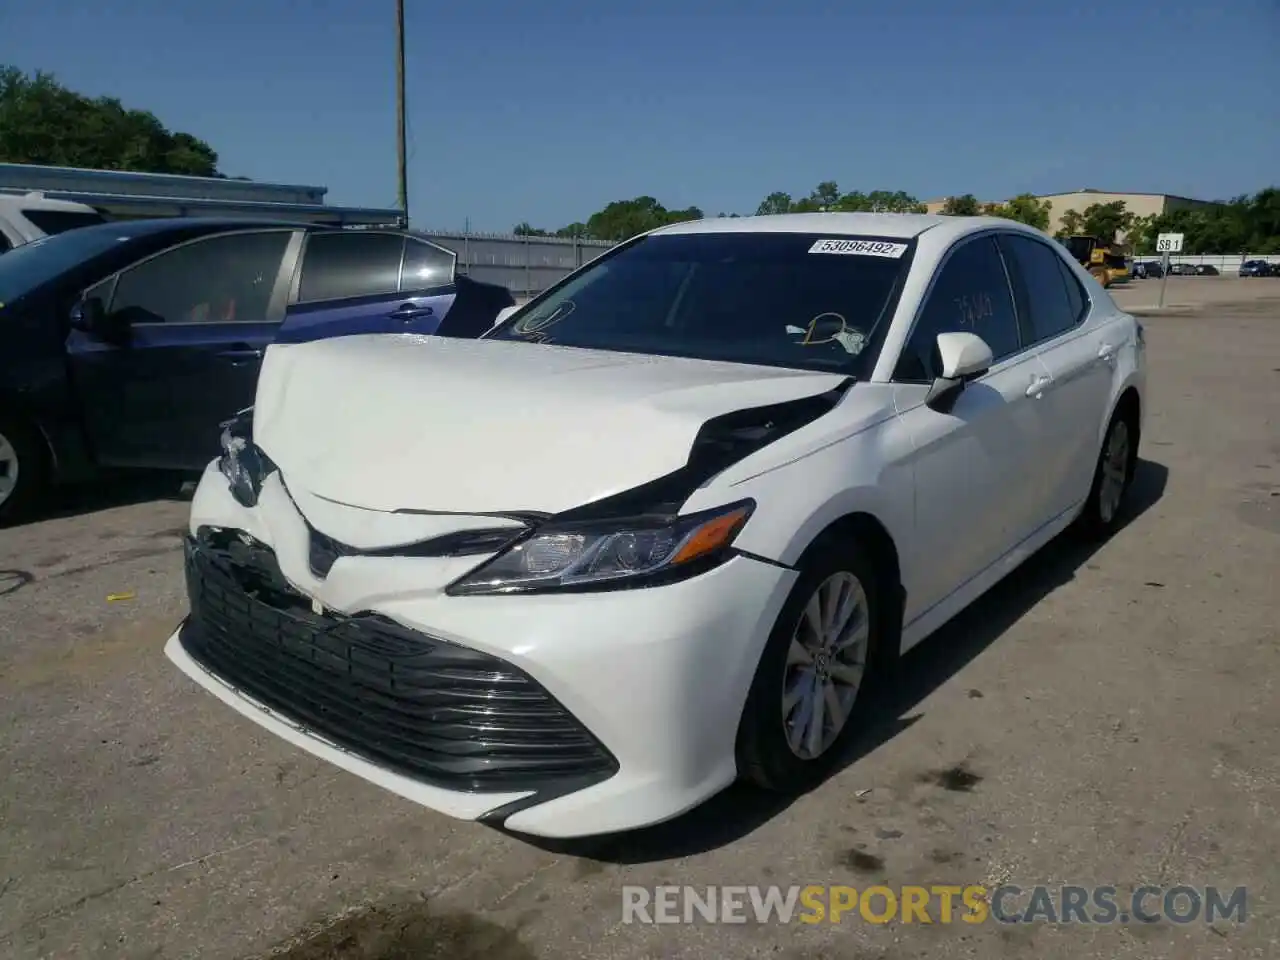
[{"x1": 166, "y1": 213, "x2": 1146, "y2": 839}]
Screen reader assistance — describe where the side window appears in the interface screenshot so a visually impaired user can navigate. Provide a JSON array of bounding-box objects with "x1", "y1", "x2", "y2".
[
  {"x1": 109, "y1": 231, "x2": 290, "y2": 324},
  {"x1": 297, "y1": 232, "x2": 405, "y2": 302},
  {"x1": 1056, "y1": 255, "x2": 1086, "y2": 322},
  {"x1": 0, "y1": 233, "x2": 10, "y2": 254},
  {"x1": 893, "y1": 236, "x2": 1020, "y2": 382},
  {"x1": 1000, "y1": 234, "x2": 1079, "y2": 343},
  {"x1": 401, "y1": 238, "x2": 455, "y2": 291}
]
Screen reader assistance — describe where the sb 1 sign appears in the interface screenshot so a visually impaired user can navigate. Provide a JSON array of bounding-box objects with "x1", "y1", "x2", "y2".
[{"x1": 1155, "y1": 233, "x2": 1184, "y2": 309}]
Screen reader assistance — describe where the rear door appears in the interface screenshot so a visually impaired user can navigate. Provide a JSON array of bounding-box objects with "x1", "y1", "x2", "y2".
[
  {"x1": 277, "y1": 231, "x2": 459, "y2": 343},
  {"x1": 66, "y1": 229, "x2": 300, "y2": 469},
  {"x1": 998, "y1": 232, "x2": 1114, "y2": 518}
]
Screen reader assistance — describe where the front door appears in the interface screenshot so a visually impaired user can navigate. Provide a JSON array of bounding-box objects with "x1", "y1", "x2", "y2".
[
  {"x1": 66, "y1": 229, "x2": 298, "y2": 469},
  {"x1": 276, "y1": 232, "x2": 459, "y2": 343},
  {"x1": 891, "y1": 235, "x2": 1056, "y2": 621}
]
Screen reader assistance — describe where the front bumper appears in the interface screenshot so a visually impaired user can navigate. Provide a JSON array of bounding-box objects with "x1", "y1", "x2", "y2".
[{"x1": 166, "y1": 464, "x2": 797, "y2": 838}]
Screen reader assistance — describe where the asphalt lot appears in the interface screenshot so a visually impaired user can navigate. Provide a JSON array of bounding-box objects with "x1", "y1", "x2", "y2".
[{"x1": 2, "y1": 278, "x2": 1279, "y2": 959}]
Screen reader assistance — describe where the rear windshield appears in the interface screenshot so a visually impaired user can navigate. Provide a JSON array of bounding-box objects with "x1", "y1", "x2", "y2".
[
  {"x1": 486, "y1": 232, "x2": 913, "y2": 375},
  {"x1": 22, "y1": 208, "x2": 108, "y2": 235}
]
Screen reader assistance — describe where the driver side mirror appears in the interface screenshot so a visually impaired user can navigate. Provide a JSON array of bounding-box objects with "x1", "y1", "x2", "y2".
[
  {"x1": 925, "y1": 332, "x2": 992, "y2": 413},
  {"x1": 70, "y1": 295, "x2": 131, "y2": 347}
]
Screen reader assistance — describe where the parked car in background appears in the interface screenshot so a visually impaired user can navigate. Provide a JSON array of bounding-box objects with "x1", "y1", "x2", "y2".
[
  {"x1": 0, "y1": 192, "x2": 108, "y2": 253},
  {"x1": 1168, "y1": 263, "x2": 1195, "y2": 276},
  {"x1": 1193, "y1": 264, "x2": 1219, "y2": 276},
  {"x1": 0, "y1": 218, "x2": 511, "y2": 520},
  {"x1": 1239, "y1": 260, "x2": 1273, "y2": 277},
  {"x1": 166, "y1": 213, "x2": 1146, "y2": 838}
]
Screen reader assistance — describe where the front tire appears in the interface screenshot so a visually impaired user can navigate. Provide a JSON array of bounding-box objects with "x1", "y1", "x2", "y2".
[
  {"x1": 736, "y1": 540, "x2": 887, "y2": 792},
  {"x1": 0, "y1": 413, "x2": 48, "y2": 525},
  {"x1": 1077, "y1": 407, "x2": 1137, "y2": 539}
]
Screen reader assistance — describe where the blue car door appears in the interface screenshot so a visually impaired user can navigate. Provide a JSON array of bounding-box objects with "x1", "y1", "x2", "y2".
[
  {"x1": 276, "y1": 231, "x2": 459, "y2": 344},
  {"x1": 65, "y1": 229, "x2": 301, "y2": 469}
]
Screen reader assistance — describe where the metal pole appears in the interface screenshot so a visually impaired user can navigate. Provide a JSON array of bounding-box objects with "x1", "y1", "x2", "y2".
[
  {"x1": 1158, "y1": 251, "x2": 1169, "y2": 308},
  {"x1": 395, "y1": 0, "x2": 409, "y2": 226}
]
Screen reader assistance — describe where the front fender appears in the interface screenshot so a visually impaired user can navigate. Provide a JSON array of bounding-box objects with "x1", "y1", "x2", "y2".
[{"x1": 684, "y1": 421, "x2": 913, "y2": 570}]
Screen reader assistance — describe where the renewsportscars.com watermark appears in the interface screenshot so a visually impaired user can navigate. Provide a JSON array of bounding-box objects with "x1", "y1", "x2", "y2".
[{"x1": 621, "y1": 885, "x2": 1248, "y2": 926}]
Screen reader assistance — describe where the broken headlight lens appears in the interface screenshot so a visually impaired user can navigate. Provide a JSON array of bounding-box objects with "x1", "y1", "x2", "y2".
[
  {"x1": 216, "y1": 408, "x2": 273, "y2": 508},
  {"x1": 447, "y1": 500, "x2": 754, "y2": 595}
]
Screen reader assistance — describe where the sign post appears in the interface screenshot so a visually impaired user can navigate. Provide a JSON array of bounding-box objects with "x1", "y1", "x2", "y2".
[{"x1": 1155, "y1": 233, "x2": 1184, "y2": 308}]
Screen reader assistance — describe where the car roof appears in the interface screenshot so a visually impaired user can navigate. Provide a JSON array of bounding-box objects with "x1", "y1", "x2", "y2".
[{"x1": 651, "y1": 212, "x2": 951, "y2": 240}]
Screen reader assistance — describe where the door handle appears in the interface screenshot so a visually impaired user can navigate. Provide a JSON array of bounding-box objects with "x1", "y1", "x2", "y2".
[
  {"x1": 1098, "y1": 342, "x2": 1118, "y2": 364},
  {"x1": 1025, "y1": 374, "x2": 1054, "y2": 398},
  {"x1": 388, "y1": 304, "x2": 434, "y2": 321}
]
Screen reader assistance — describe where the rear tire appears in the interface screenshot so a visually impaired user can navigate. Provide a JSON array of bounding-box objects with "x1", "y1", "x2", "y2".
[
  {"x1": 1076, "y1": 406, "x2": 1138, "y2": 540},
  {"x1": 0, "y1": 412, "x2": 48, "y2": 525},
  {"x1": 736, "y1": 538, "x2": 889, "y2": 793}
]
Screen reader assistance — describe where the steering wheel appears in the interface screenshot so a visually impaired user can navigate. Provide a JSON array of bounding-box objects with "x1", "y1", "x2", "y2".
[{"x1": 787, "y1": 312, "x2": 868, "y2": 357}]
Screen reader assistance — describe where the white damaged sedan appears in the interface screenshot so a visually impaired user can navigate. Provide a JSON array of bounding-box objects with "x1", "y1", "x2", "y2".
[{"x1": 166, "y1": 213, "x2": 1146, "y2": 839}]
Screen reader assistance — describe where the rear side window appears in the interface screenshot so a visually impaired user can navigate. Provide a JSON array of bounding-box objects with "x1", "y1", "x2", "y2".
[
  {"x1": 401, "y1": 238, "x2": 455, "y2": 290},
  {"x1": 1058, "y1": 255, "x2": 1085, "y2": 321},
  {"x1": 21, "y1": 209, "x2": 108, "y2": 235},
  {"x1": 999, "y1": 234, "x2": 1080, "y2": 343},
  {"x1": 894, "y1": 236, "x2": 1020, "y2": 382},
  {"x1": 298, "y1": 232, "x2": 405, "y2": 302}
]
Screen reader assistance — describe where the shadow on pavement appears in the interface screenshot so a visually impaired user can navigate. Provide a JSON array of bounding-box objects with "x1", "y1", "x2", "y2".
[
  {"x1": 1, "y1": 470, "x2": 195, "y2": 529},
  {"x1": 511, "y1": 458, "x2": 1169, "y2": 864}
]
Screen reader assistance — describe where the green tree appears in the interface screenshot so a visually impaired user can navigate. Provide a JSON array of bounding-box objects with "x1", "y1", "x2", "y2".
[
  {"x1": 984, "y1": 193, "x2": 1052, "y2": 230},
  {"x1": 1055, "y1": 209, "x2": 1084, "y2": 238},
  {"x1": 812, "y1": 180, "x2": 840, "y2": 211},
  {"x1": 512, "y1": 222, "x2": 548, "y2": 236},
  {"x1": 1126, "y1": 214, "x2": 1156, "y2": 253},
  {"x1": 755, "y1": 191, "x2": 794, "y2": 216},
  {"x1": 0, "y1": 65, "x2": 221, "y2": 175},
  {"x1": 584, "y1": 196, "x2": 703, "y2": 242},
  {"x1": 755, "y1": 186, "x2": 925, "y2": 215},
  {"x1": 1079, "y1": 201, "x2": 1133, "y2": 244},
  {"x1": 554, "y1": 222, "x2": 590, "y2": 239},
  {"x1": 940, "y1": 194, "x2": 981, "y2": 216}
]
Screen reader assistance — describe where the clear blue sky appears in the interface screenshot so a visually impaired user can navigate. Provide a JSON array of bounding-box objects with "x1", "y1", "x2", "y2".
[{"x1": 2, "y1": 0, "x2": 1276, "y2": 231}]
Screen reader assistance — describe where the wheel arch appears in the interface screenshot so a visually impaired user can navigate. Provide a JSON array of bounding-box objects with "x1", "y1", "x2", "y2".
[{"x1": 0, "y1": 388, "x2": 58, "y2": 473}]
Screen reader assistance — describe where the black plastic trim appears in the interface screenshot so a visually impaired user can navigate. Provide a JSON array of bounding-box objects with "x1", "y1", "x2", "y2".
[
  {"x1": 732, "y1": 548, "x2": 797, "y2": 571},
  {"x1": 182, "y1": 530, "x2": 619, "y2": 794}
]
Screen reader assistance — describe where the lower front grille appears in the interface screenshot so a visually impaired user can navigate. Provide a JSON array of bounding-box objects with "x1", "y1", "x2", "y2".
[{"x1": 181, "y1": 530, "x2": 617, "y2": 793}]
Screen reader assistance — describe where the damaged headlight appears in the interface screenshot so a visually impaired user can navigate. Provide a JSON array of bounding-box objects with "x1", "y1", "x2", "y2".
[
  {"x1": 216, "y1": 408, "x2": 274, "y2": 508},
  {"x1": 447, "y1": 500, "x2": 754, "y2": 596}
]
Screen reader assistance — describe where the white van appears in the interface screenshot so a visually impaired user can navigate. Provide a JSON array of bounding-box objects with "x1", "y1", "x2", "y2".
[{"x1": 0, "y1": 192, "x2": 108, "y2": 254}]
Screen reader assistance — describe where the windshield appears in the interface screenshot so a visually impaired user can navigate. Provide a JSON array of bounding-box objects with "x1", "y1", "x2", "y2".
[
  {"x1": 0, "y1": 222, "x2": 141, "y2": 305},
  {"x1": 486, "y1": 232, "x2": 912, "y2": 375}
]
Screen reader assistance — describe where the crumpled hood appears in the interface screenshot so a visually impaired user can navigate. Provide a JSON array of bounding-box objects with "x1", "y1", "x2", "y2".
[{"x1": 253, "y1": 334, "x2": 848, "y2": 515}]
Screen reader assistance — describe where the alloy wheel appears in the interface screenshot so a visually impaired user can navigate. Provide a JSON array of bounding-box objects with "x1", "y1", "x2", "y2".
[
  {"x1": 0, "y1": 429, "x2": 18, "y2": 510},
  {"x1": 781, "y1": 571, "x2": 870, "y2": 760},
  {"x1": 1098, "y1": 420, "x2": 1130, "y2": 525}
]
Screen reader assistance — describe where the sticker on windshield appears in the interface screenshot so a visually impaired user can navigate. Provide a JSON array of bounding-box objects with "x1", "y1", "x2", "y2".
[{"x1": 808, "y1": 238, "x2": 908, "y2": 258}]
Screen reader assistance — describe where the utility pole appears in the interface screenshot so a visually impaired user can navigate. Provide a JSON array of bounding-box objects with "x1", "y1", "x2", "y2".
[{"x1": 395, "y1": 0, "x2": 408, "y2": 226}]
